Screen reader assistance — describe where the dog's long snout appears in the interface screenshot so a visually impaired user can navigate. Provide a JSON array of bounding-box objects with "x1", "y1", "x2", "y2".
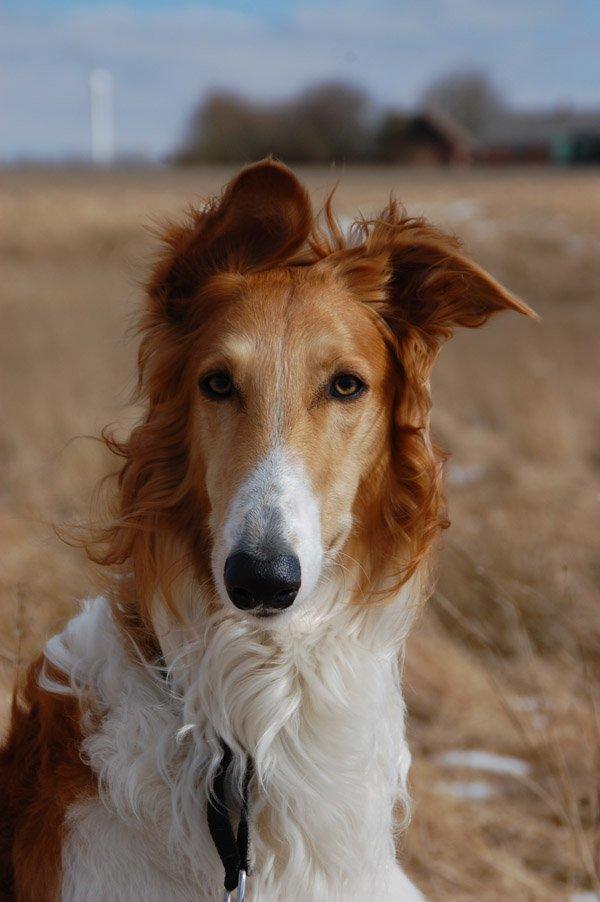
[{"x1": 224, "y1": 551, "x2": 301, "y2": 612}]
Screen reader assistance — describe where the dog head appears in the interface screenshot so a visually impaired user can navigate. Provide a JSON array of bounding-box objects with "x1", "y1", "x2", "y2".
[{"x1": 99, "y1": 161, "x2": 534, "y2": 627}]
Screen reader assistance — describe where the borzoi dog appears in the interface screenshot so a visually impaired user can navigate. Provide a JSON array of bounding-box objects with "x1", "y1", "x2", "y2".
[{"x1": 0, "y1": 161, "x2": 534, "y2": 901}]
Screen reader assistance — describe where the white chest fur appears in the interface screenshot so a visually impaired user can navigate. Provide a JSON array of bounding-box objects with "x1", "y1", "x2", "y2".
[{"x1": 42, "y1": 596, "x2": 422, "y2": 901}]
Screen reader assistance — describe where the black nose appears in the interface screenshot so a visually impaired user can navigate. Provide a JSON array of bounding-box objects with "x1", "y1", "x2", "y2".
[{"x1": 224, "y1": 551, "x2": 301, "y2": 612}]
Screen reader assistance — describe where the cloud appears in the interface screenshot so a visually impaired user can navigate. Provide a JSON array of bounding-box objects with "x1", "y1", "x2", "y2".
[{"x1": 1, "y1": 0, "x2": 598, "y2": 161}]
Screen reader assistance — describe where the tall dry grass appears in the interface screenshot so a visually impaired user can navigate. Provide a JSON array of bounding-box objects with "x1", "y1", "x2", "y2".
[{"x1": 1, "y1": 166, "x2": 599, "y2": 899}]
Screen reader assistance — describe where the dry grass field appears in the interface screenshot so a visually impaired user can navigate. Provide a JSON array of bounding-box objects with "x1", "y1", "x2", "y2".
[{"x1": 1, "y1": 165, "x2": 599, "y2": 899}]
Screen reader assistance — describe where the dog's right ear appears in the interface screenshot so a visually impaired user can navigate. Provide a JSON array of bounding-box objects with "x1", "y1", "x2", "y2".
[{"x1": 149, "y1": 159, "x2": 313, "y2": 321}]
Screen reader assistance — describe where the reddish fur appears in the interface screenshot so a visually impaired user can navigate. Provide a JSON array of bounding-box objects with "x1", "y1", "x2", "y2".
[
  {"x1": 0, "y1": 160, "x2": 535, "y2": 899},
  {"x1": 89, "y1": 159, "x2": 533, "y2": 604},
  {"x1": 0, "y1": 658, "x2": 95, "y2": 901}
]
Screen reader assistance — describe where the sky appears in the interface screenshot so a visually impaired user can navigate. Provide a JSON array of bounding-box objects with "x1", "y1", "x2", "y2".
[{"x1": 2, "y1": 0, "x2": 599, "y2": 162}]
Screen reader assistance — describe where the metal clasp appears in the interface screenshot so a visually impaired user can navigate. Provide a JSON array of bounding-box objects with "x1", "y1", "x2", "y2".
[{"x1": 222, "y1": 870, "x2": 247, "y2": 902}]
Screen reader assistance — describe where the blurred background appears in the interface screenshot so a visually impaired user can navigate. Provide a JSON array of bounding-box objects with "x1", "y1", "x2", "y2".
[{"x1": 1, "y1": 1, "x2": 599, "y2": 899}]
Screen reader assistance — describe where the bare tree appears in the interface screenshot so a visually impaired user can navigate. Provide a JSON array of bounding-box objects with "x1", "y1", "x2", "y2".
[
  {"x1": 175, "y1": 81, "x2": 371, "y2": 164},
  {"x1": 293, "y1": 82, "x2": 371, "y2": 161},
  {"x1": 422, "y1": 71, "x2": 505, "y2": 137}
]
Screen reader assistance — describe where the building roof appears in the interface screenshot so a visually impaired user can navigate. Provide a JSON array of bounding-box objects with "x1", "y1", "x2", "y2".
[
  {"x1": 478, "y1": 109, "x2": 600, "y2": 148},
  {"x1": 420, "y1": 105, "x2": 473, "y2": 148}
]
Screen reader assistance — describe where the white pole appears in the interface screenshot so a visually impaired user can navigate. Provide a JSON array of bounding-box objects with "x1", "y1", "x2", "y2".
[{"x1": 90, "y1": 68, "x2": 115, "y2": 166}]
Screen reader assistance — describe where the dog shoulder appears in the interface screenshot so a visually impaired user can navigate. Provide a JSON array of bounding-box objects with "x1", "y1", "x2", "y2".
[{"x1": 0, "y1": 650, "x2": 96, "y2": 901}]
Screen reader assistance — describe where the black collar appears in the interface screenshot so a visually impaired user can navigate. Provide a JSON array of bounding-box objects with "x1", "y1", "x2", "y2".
[
  {"x1": 155, "y1": 653, "x2": 253, "y2": 900},
  {"x1": 207, "y1": 741, "x2": 253, "y2": 899}
]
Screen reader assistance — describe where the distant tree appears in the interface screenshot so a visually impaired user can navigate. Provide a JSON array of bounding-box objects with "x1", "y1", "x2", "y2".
[
  {"x1": 175, "y1": 81, "x2": 371, "y2": 164},
  {"x1": 422, "y1": 71, "x2": 505, "y2": 137},
  {"x1": 176, "y1": 91, "x2": 267, "y2": 163},
  {"x1": 292, "y1": 82, "x2": 371, "y2": 161},
  {"x1": 373, "y1": 112, "x2": 410, "y2": 162}
]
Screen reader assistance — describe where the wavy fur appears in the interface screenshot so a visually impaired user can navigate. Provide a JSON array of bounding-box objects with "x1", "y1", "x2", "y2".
[{"x1": 1, "y1": 160, "x2": 534, "y2": 900}]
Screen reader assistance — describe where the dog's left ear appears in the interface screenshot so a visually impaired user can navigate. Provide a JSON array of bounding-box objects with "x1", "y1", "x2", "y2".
[
  {"x1": 149, "y1": 159, "x2": 313, "y2": 320},
  {"x1": 359, "y1": 206, "x2": 536, "y2": 359}
]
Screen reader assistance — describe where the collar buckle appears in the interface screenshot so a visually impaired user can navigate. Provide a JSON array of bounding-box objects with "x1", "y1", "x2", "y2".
[{"x1": 223, "y1": 869, "x2": 247, "y2": 902}]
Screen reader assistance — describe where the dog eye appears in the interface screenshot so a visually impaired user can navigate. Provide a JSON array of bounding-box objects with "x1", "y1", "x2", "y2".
[
  {"x1": 200, "y1": 372, "x2": 233, "y2": 400},
  {"x1": 328, "y1": 373, "x2": 366, "y2": 400}
]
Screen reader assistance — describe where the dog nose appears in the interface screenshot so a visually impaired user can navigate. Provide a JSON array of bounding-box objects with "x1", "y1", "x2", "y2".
[{"x1": 224, "y1": 551, "x2": 301, "y2": 612}]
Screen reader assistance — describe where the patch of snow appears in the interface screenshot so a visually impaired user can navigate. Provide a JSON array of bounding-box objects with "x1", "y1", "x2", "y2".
[
  {"x1": 435, "y1": 779, "x2": 498, "y2": 801},
  {"x1": 564, "y1": 233, "x2": 600, "y2": 256},
  {"x1": 469, "y1": 219, "x2": 499, "y2": 240},
  {"x1": 447, "y1": 463, "x2": 487, "y2": 487},
  {"x1": 418, "y1": 198, "x2": 481, "y2": 223},
  {"x1": 337, "y1": 214, "x2": 354, "y2": 236},
  {"x1": 510, "y1": 696, "x2": 550, "y2": 730},
  {"x1": 435, "y1": 749, "x2": 531, "y2": 778},
  {"x1": 570, "y1": 893, "x2": 599, "y2": 902},
  {"x1": 531, "y1": 713, "x2": 549, "y2": 730},
  {"x1": 511, "y1": 696, "x2": 541, "y2": 712},
  {"x1": 440, "y1": 198, "x2": 481, "y2": 222}
]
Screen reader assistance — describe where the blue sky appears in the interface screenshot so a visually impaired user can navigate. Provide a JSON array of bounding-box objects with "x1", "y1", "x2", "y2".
[{"x1": 2, "y1": 0, "x2": 599, "y2": 161}]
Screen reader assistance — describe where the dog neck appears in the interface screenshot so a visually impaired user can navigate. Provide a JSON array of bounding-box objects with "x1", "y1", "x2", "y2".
[
  {"x1": 43, "y1": 577, "x2": 419, "y2": 897},
  {"x1": 156, "y1": 574, "x2": 419, "y2": 893}
]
